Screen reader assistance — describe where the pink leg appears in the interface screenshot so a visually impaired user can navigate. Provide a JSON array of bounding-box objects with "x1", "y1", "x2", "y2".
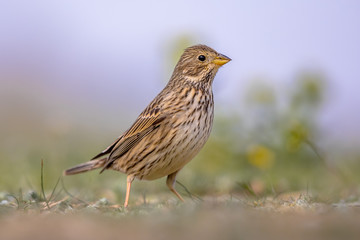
[
  {"x1": 124, "y1": 175, "x2": 134, "y2": 207},
  {"x1": 166, "y1": 171, "x2": 184, "y2": 202}
]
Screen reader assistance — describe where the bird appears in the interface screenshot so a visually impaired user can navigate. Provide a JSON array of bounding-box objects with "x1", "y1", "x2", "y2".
[{"x1": 64, "y1": 44, "x2": 231, "y2": 207}]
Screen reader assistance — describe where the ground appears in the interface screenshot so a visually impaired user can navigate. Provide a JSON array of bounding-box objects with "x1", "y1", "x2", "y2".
[{"x1": 1, "y1": 191, "x2": 360, "y2": 240}]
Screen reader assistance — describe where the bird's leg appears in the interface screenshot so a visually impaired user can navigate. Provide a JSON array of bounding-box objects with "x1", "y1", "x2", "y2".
[
  {"x1": 166, "y1": 170, "x2": 184, "y2": 202},
  {"x1": 124, "y1": 175, "x2": 134, "y2": 208}
]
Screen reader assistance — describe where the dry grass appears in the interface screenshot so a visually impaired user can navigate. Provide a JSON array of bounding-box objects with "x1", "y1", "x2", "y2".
[{"x1": 1, "y1": 188, "x2": 360, "y2": 240}]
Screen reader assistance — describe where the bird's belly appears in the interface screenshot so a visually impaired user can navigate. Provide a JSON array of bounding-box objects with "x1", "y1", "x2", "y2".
[
  {"x1": 140, "y1": 107, "x2": 213, "y2": 180},
  {"x1": 141, "y1": 131, "x2": 210, "y2": 180}
]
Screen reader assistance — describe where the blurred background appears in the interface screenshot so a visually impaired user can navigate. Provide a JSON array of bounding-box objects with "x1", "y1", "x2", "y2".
[{"x1": 0, "y1": 0, "x2": 359, "y2": 202}]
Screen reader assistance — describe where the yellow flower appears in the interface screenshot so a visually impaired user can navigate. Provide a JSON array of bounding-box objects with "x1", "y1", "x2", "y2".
[{"x1": 247, "y1": 144, "x2": 275, "y2": 170}]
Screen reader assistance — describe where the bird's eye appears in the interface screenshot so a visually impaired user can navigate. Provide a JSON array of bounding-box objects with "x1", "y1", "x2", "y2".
[{"x1": 198, "y1": 55, "x2": 206, "y2": 61}]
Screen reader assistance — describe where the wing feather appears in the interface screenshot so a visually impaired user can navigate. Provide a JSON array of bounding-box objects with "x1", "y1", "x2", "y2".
[
  {"x1": 97, "y1": 107, "x2": 166, "y2": 172},
  {"x1": 90, "y1": 136, "x2": 123, "y2": 160}
]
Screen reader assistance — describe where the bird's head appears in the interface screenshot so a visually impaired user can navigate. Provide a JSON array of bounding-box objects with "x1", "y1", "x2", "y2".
[{"x1": 170, "y1": 44, "x2": 231, "y2": 86}]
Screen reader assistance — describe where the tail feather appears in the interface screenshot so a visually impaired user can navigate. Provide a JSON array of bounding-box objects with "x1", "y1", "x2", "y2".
[{"x1": 63, "y1": 158, "x2": 107, "y2": 176}]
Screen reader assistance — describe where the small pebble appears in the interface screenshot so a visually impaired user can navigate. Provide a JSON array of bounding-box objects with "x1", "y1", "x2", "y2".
[{"x1": 0, "y1": 199, "x2": 9, "y2": 205}]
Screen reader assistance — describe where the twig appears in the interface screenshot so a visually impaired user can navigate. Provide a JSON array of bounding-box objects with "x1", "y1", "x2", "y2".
[
  {"x1": 304, "y1": 137, "x2": 347, "y2": 180},
  {"x1": 303, "y1": 138, "x2": 326, "y2": 164},
  {"x1": 41, "y1": 159, "x2": 50, "y2": 210},
  {"x1": 52, "y1": 188, "x2": 64, "y2": 202},
  {"x1": 176, "y1": 180, "x2": 203, "y2": 202},
  {"x1": 48, "y1": 177, "x2": 61, "y2": 202},
  {"x1": 60, "y1": 177, "x2": 89, "y2": 206},
  {"x1": 237, "y1": 181, "x2": 257, "y2": 197}
]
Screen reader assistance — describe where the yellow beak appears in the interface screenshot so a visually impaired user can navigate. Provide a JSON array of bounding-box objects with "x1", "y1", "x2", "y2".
[{"x1": 213, "y1": 53, "x2": 231, "y2": 66}]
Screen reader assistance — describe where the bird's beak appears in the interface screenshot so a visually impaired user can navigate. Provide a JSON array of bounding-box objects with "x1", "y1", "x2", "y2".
[{"x1": 213, "y1": 54, "x2": 231, "y2": 66}]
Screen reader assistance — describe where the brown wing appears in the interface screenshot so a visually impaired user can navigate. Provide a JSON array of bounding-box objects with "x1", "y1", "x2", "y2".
[
  {"x1": 90, "y1": 136, "x2": 123, "y2": 160},
  {"x1": 99, "y1": 107, "x2": 166, "y2": 173}
]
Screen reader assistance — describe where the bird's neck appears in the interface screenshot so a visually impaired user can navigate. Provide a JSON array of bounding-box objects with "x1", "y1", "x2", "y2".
[{"x1": 168, "y1": 70, "x2": 218, "y2": 93}]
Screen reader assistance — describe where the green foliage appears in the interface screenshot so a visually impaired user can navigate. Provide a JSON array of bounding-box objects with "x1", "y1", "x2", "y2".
[{"x1": 189, "y1": 72, "x2": 359, "y2": 198}]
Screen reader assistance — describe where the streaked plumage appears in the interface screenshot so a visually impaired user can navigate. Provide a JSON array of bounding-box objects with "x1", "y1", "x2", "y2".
[{"x1": 64, "y1": 45, "x2": 231, "y2": 207}]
